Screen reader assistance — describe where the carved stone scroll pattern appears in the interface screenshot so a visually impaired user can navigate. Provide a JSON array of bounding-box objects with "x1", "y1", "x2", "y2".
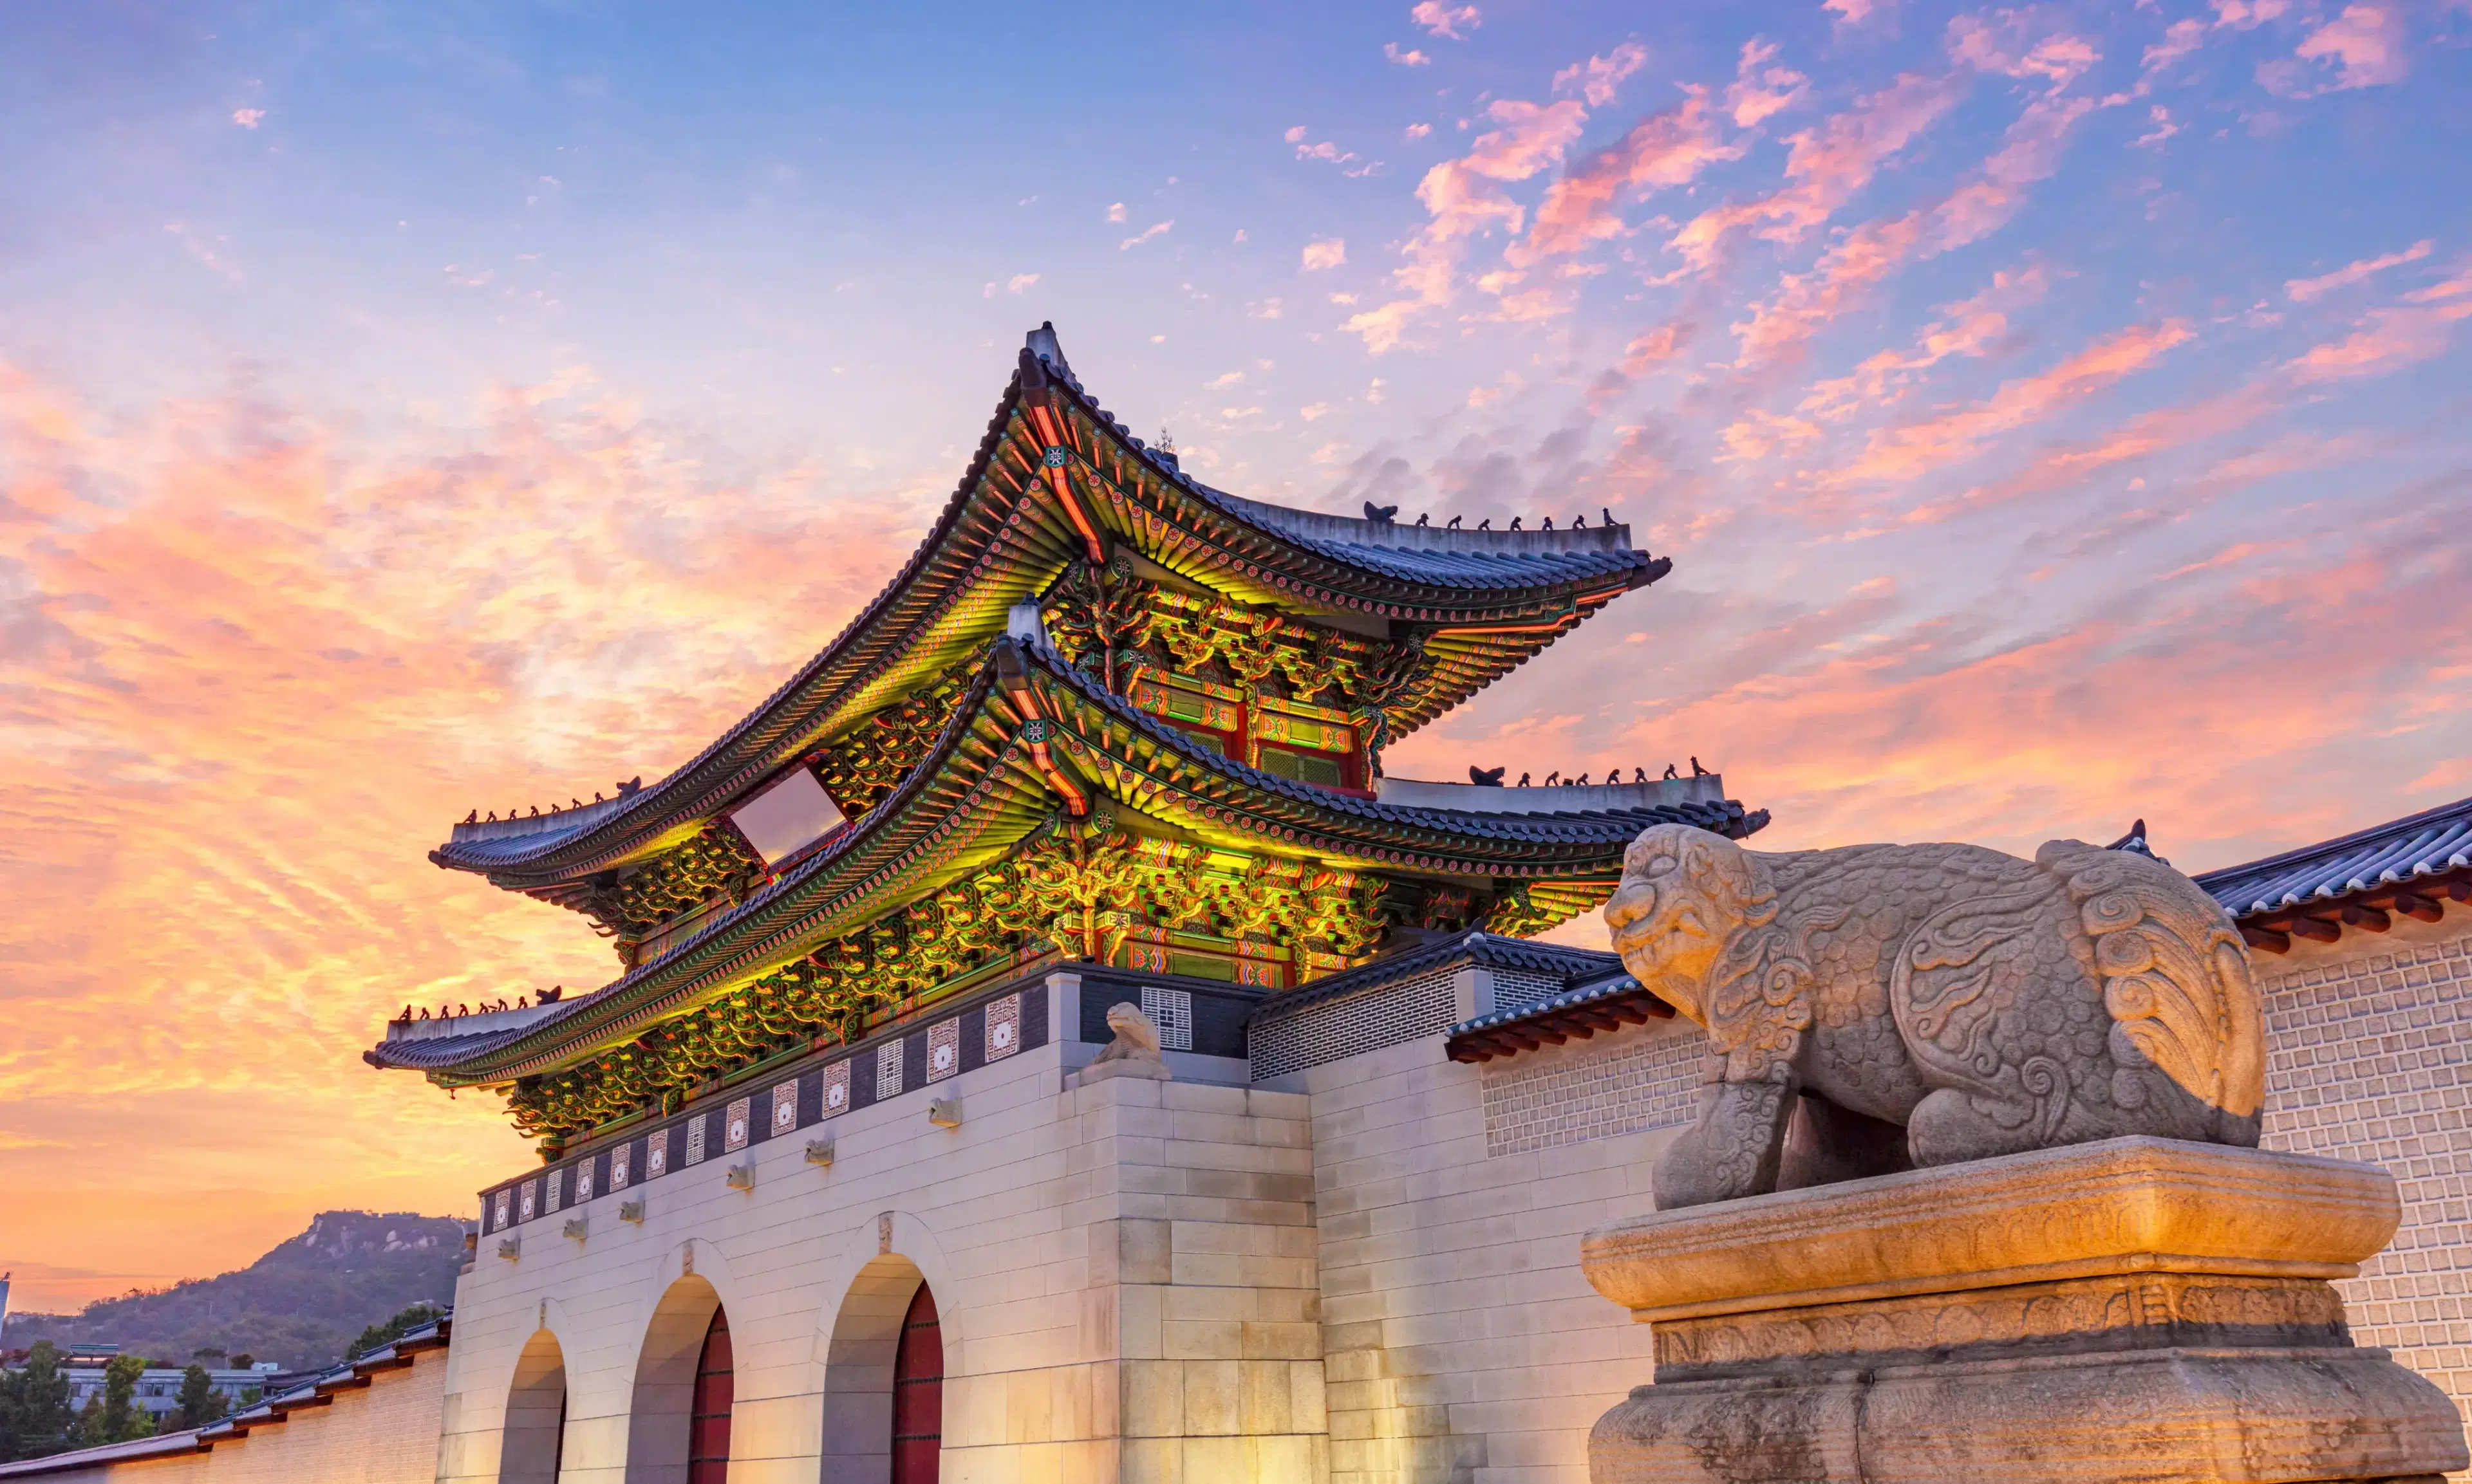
[{"x1": 1653, "y1": 1274, "x2": 2350, "y2": 1373}]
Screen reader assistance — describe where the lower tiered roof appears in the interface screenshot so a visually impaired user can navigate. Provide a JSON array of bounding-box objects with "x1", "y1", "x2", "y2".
[{"x1": 373, "y1": 636, "x2": 1761, "y2": 1090}]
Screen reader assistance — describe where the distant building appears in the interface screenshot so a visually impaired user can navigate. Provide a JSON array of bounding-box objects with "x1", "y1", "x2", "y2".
[{"x1": 59, "y1": 1362, "x2": 283, "y2": 1418}]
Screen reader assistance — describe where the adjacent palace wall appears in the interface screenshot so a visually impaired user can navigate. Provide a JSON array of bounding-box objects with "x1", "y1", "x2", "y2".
[{"x1": 8, "y1": 811, "x2": 2467, "y2": 1484}]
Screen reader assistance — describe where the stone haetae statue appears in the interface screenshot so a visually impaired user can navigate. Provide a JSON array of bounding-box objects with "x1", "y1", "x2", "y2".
[
  {"x1": 1069, "y1": 1001, "x2": 1172, "y2": 1088},
  {"x1": 1605, "y1": 823, "x2": 2265, "y2": 1210}
]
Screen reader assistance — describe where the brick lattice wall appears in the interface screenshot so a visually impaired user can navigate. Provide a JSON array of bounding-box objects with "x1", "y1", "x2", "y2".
[
  {"x1": 1479, "y1": 1017, "x2": 1707, "y2": 1157},
  {"x1": 2257, "y1": 927, "x2": 2472, "y2": 1438}
]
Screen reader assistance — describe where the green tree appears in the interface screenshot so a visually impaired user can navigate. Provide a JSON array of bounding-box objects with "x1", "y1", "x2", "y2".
[
  {"x1": 172, "y1": 1366, "x2": 229, "y2": 1430},
  {"x1": 346, "y1": 1301, "x2": 444, "y2": 1361},
  {"x1": 0, "y1": 1340, "x2": 78, "y2": 1461},
  {"x1": 79, "y1": 1353, "x2": 158, "y2": 1445}
]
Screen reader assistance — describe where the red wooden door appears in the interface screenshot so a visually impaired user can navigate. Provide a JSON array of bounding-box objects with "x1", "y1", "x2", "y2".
[
  {"x1": 891, "y1": 1284, "x2": 942, "y2": 1484},
  {"x1": 688, "y1": 1308, "x2": 733, "y2": 1484}
]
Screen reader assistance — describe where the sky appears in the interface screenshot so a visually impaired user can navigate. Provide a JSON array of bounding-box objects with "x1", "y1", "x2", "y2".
[{"x1": 2, "y1": 0, "x2": 2468, "y2": 1310}]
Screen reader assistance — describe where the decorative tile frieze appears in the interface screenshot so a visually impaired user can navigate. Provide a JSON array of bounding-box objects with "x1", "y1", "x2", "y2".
[{"x1": 476, "y1": 980, "x2": 1048, "y2": 1229}]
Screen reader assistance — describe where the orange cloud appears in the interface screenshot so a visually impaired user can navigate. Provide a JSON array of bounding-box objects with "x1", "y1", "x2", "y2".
[{"x1": 0, "y1": 360, "x2": 937, "y2": 1299}]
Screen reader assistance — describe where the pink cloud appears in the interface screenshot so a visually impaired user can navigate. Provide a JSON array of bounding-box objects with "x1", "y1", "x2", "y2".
[
  {"x1": 1727, "y1": 39, "x2": 1812, "y2": 127},
  {"x1": 1621, "y1": 320, "x2": 1695, "y2": 374},
  {"x1": 1553, "y1": 42, "x2": 1649, "y2": 107},
  {"x1": 2281, "y1": 297, "x2": 2472, "y2": 383},
  {"x1": 2294, "y1": 4, "x2": 2410, "y2": 89},
  {"x1": 1732, "y1": 210, "x2": 1929, "y2": 369},
  {"x1": 1348, "y1": 93, "x2": 1592, "y2": 350},
  {"x1": 1830, "y1": 319, "x2": 2195, "y2": 487},
  {"x1": 1302, "y1": 237, "x2": 1347, "y2": 271},
  {"x1": 1947, "y1": 16, "x2": 2102, "y2": 91},
  {"x1": 1666, "y1": 71, "x2": 1967, "y2": 274},
  {"x1": 1410, "y1": 1, "x2": 1481, "y2": 40},
  {"x1": 2286, "y1": 239, "x2": 2434, "y2": 301},
  {"x1": 1509, "y1": 90, "x2": 1739, "y2": 266},
  {"x1": 2143, "y1": 19, "x2": 2207, "y2": 73},
  {"x1": 1119, "y1": 219, "x2": 1173, "y2": 250},
  {"x1": 1387, "y1": 42, "x2": 1431, "y2": 66},
  {"x1": 2212, "y1": 0, "x2": 2289, "y2": 27},
  {"x1": 230, "y1": 108, "x2": 265, "y2": 129},
  {"x1": 1799, "y1": 262, "x2": 2051, "y2": 419}
]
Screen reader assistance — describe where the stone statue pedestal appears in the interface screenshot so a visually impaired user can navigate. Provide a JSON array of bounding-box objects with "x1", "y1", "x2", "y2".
[{"x1": 1582, "y1": 1137, "x2": 2467, "y2": 1484}]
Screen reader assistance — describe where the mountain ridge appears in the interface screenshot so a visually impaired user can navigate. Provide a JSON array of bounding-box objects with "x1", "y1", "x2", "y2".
[{"x1": 1, "y1": 1210, "x2": 467, "y2": 1371}]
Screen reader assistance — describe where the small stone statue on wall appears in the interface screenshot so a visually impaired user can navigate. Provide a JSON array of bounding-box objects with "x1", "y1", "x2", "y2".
[
  {"x1": 1605, "y1": 823, "x2": 2265, "y2": 1209},
  {"x1": 1068, "y1": 1001, "x2": 1173, "y2": 1089}
]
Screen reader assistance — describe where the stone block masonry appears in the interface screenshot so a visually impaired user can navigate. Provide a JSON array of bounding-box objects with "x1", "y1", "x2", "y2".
[{"x1": 2255, "y1": 918, "x2": 2472, "y2": 1452}]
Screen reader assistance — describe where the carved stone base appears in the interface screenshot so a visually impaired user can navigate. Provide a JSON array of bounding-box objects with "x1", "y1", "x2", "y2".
[{"x1": 1582, "y1": 1138, "x2": 2467, "y2": 1484}]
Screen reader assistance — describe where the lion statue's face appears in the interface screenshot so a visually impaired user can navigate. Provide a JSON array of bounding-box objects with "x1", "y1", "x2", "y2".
[
  {"x1": 1105, "y1": 1001, "x2": 1163, "y2": 1053},
  {"x1": 1603, "y1": 825, "x2": 1752, "y2": 1025}
]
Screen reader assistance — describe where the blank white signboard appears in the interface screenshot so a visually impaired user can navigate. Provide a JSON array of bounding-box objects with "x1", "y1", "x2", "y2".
[{"x1": 728, "y1": 768, "x2": 847, "y2": 865}]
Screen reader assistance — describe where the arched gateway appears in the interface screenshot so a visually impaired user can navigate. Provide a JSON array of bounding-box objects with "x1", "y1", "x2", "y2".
[{"x1": 628, "y1": 1274, "x2": 728, "y2": 1484}]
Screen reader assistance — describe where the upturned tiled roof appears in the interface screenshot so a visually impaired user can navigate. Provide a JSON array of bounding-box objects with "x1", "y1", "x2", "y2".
[
  {"x1": 2192, "y1": 793, "x2": 2472, "y2": 953},
  {"x1": 2195, "y1": 794, "x2": 2472, "y2": 917},
  {"x1": 1443, "y1": 970, "x2": 1677, "y2": 1064}
]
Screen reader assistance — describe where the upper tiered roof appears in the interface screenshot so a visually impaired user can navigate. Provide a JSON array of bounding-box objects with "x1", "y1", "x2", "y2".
[{"x1": 433, "y1": 325, "x2": 1670, "y2": 896}]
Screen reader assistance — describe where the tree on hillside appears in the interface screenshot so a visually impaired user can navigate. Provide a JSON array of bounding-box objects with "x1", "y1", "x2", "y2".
[
  {"x1": 0, "y1": 1341, "x2": 77, "y2": 1461},
  {"x1": 77, "y1": 1354, "x2": 158, "y2": 1446},
  {"x1": 348, "y1": 1302, "x2": 445, "y2": 1361},
  {"x1": 173, "y1": 1366, "x2": 229, "y2": 1430}
]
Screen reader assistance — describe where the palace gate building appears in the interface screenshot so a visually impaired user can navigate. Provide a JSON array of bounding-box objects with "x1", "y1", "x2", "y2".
[{"x1": 330, "y1": 327, "x2": 2472, "y2": 1484}]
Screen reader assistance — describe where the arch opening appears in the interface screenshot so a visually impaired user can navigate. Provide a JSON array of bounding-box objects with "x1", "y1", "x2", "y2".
[
  {"x1": 503, "y1": 1328, "x2": 567, "y2": 1484},
  {"x1": 628, "y1": 1272, "x2": 724, "y2": 1484},
  {"x1": 690, "y1": 1309, "x2": 733, "y2": 1484},
  {"x1": 892, "y1": 1284, "x2": 942, "y2": 1484},
  {"x1": 821, "y1": 1254, "x2": 941, "y2": 1483}
]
